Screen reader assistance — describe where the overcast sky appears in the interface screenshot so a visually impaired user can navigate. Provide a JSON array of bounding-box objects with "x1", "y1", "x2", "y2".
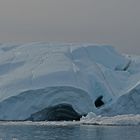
[{"x1": 0, "y1": 0, "x2": 140, "y2": 54}]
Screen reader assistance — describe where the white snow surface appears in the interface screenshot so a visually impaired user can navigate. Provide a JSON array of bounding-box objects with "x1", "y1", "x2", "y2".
[
  {"x1": 0, "y1": 42, "x2": 140, "y2": 120},
  {"x1": 81, "y1": 112, "x2": 140, "y2": 126}
]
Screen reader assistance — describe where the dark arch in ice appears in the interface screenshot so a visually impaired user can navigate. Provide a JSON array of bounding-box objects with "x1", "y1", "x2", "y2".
[
  {"x1": 27, "y1": 104, "x2": 82, "y2": 121},
  {"x1": 94, "y1": 96, "x2": 104, "y2": 108}
]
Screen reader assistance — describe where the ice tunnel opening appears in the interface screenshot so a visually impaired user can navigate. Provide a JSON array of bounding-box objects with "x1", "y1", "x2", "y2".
[
  {"x1": 94, "y1": 96, "x2": 104, "y2": 108},
  {"x1": 28, "y1": 104, "x2": 82, "y2": 121}
]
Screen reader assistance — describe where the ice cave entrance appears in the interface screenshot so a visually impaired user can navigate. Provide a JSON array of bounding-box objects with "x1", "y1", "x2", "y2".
[
  {"x1": 28, "y1": 104, "x2": 82, "y2": 121},
  {"x1": 94, "y1": 96, "x2": 104, "y2": 108}
]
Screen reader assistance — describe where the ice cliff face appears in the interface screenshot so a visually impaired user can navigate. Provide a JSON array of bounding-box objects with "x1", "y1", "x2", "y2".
[
  {"x1": 0, "y1": 43, "x2": 140, "y2": 120},
  {"x1": 98, "y1": 82, "x2": 140, "y2": 116}
]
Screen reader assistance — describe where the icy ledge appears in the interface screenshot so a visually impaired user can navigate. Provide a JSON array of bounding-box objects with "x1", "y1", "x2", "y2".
[
  {"x1": 0, "y1": 113, "x2": 140, "y2": 126},
  {"x1": 80, "y1": 112, "x2": 140, "y2": 126}
]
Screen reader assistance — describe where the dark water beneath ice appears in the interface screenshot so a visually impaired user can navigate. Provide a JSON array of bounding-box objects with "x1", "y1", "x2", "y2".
[{"x1": 0, "y1": 122, "x2": 140, "y2": 140}]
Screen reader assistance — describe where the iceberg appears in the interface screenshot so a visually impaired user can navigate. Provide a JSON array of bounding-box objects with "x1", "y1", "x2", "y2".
[{"x1": 0, "y1": 42, "x2": 140, "y2": 121}]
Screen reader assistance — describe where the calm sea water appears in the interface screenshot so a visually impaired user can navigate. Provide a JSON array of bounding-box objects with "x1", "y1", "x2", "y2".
[{"x1": 0, "y1": 122, "x2": 140, "y2": 140}]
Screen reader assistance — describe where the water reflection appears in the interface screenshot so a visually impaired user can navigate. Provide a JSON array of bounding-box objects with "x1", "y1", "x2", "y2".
[{"x1": 0, "y1": 124, "x2": 139, "y2": 140}]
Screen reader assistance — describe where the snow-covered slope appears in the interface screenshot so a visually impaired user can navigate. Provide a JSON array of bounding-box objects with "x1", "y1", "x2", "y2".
[{"x1": 0, "y1": 43, "x2": 140, "y2": 120}]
